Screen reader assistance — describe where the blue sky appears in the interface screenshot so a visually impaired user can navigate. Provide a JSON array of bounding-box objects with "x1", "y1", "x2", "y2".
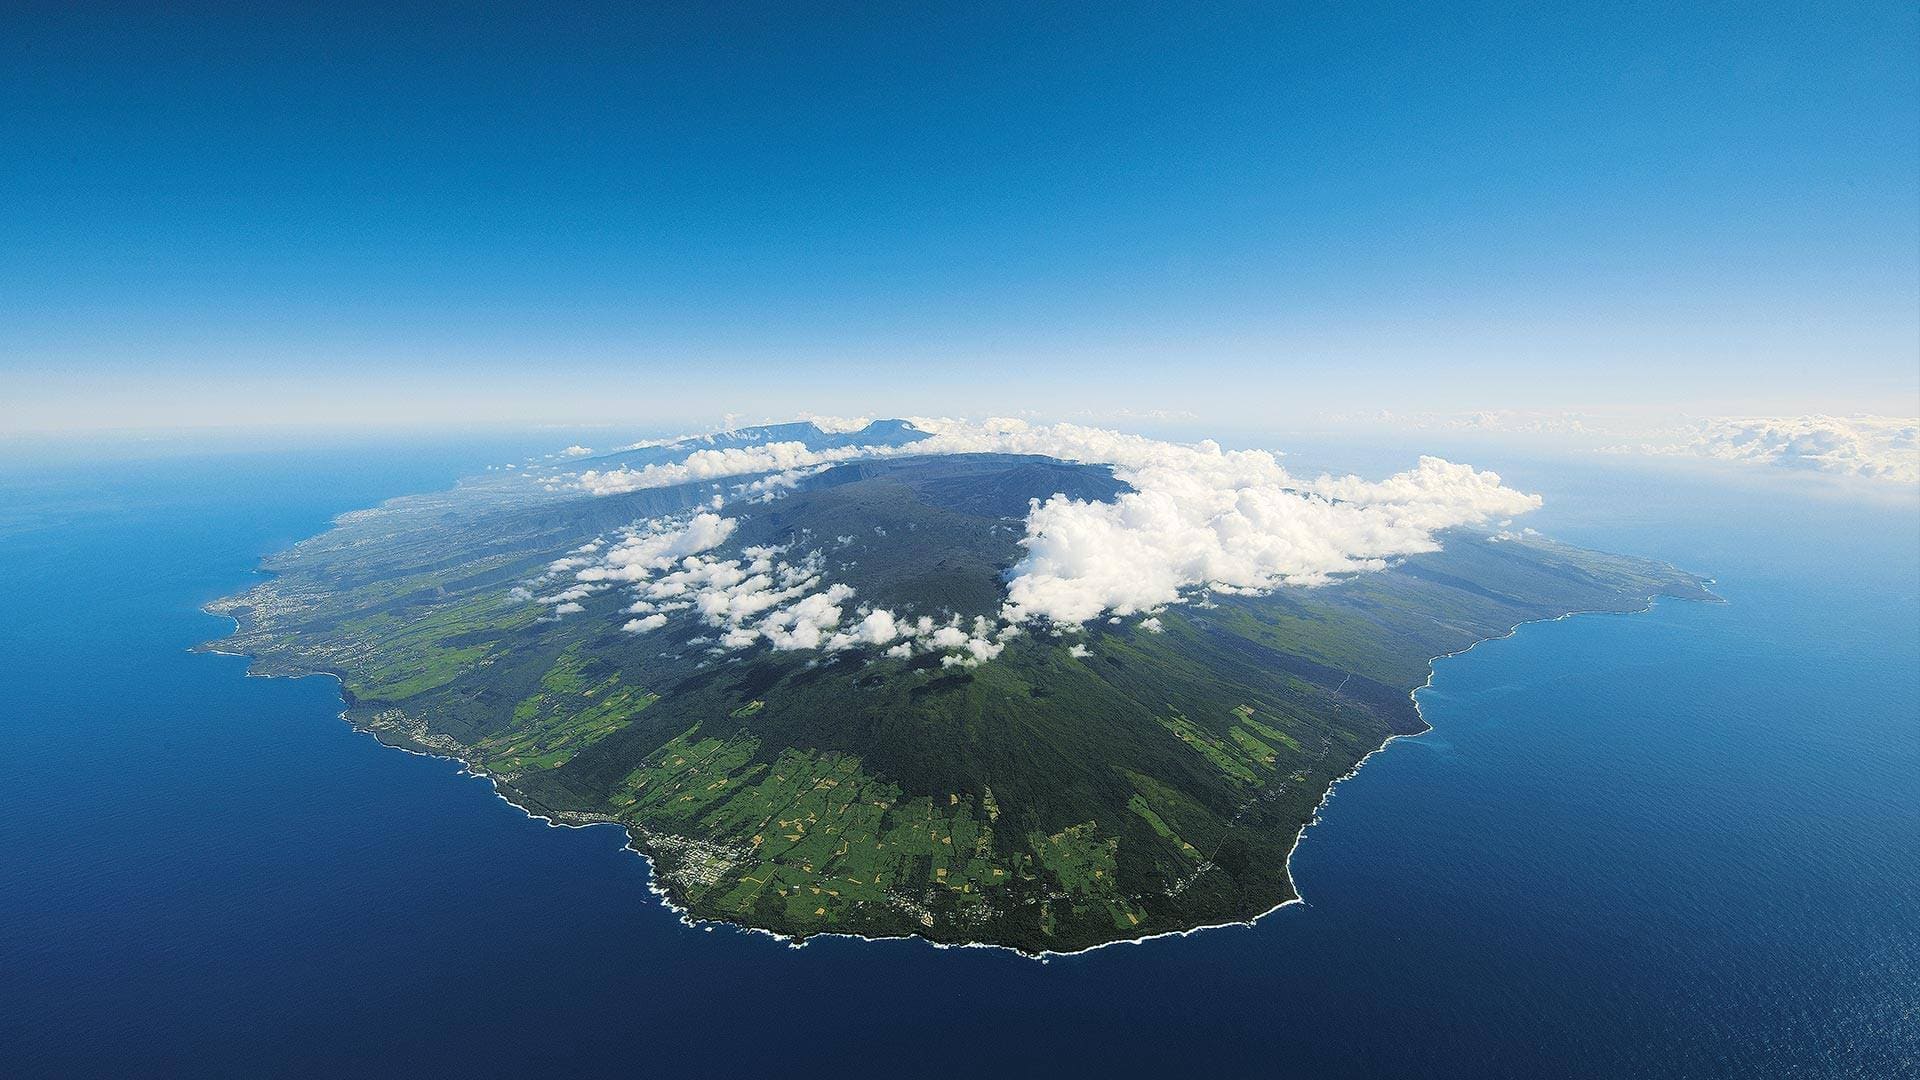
[{"x1": 2, "y1": 2, "x2": 1915, "y2": 432}]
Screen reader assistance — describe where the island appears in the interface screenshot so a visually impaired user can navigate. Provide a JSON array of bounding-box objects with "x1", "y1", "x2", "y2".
[{"x1": 202, "y1": 420, "x2": 1712, "y2": 955}]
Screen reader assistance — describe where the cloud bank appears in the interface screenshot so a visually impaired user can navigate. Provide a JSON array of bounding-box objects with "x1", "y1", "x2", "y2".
[
  {"x1": 1625, "y1": 415, "x2": 1918, "y2": 486},
  {"x1": 990, "y1": 434, "x2": 1540, "y2": 626},
  {"x1": 1317, "y1": 410, "x2": 1920, "y2": 489},
  {"x1": 541, "y1": 418, "x2": 1541, "y2": 663},
  {"x1": 574, "y1": 442, "x2": 878, "y2": 496}
]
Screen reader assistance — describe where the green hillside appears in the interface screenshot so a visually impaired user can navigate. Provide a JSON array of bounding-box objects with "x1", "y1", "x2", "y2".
[{"x1": 205, "y1": 447, "x2": 1710, "y2": 954}]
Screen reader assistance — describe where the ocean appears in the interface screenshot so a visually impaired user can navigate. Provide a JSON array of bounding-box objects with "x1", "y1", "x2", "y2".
[{"x1": 2, "y1": 433, "x2": 1914, "y2": 1078}]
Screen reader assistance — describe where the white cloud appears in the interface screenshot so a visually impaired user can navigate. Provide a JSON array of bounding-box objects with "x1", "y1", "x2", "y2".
[
  {"x1": 577, "y1": 513, "x2": 738, "y2": 582},
  {"x1": 552, "y1": 601, "x2": 584, "y2": 615},
  {"x1": 1622, "y1": 415, "x2": 1918, "y2": 485},
  {"x1": 574, "y1": 527, "x2": 860, "y2": 654},
  {"x1": 560, "y1": 445, "x2": 594, "y2": 457},
  {"x1": 852, "y1": 608, "x2": 899, "y2": 644},
  {"x1": 802, "y1": 414, "x2": 873, "y2": 433},
  {"x1": 979, "y1": 428, "x2": 1540, "y2": 627},
  {"x1": 553, "y1": 417, "x2": 1546, "y2": 659},
  {"x1": 960, "y1": 635, "x2": 1003, "y2": 664},
  {"x1": 757, "y1": 584, "x2": 855, "y2": 650},
  {"x1": 1067, "y1": 643, "x2": 1091, "y2": 658},
  {"x1": 928, "y1": 625, "x2": 969, "y2": 649},
  {"x1": 574, "y1": 442, "x2": 876, "y2": 496}
]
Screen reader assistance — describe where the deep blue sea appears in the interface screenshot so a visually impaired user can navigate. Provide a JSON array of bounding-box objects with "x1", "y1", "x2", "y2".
[{"x1": 2, "y1": 433, "x2": 1915, "y2": 1078}]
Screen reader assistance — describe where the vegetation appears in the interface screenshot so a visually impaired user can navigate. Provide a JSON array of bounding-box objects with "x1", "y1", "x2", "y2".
[{"x1": 203, "y1": 445, "x2": 1711, "y2": 954}]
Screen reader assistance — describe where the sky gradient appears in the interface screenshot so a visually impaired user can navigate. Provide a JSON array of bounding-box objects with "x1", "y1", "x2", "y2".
[{"x1": 3, "y1": 2, "x2": 1916, "y2": 432}]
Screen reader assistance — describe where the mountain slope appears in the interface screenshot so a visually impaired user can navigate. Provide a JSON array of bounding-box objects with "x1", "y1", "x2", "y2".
[{"x1": 204, "y1": 431, "x2": 1711, "y2": 954}]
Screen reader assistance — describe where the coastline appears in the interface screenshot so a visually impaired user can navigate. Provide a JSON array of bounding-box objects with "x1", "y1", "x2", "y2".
[{"x1": 197, "y1": 578, "x2": 1719, "y2": 963}]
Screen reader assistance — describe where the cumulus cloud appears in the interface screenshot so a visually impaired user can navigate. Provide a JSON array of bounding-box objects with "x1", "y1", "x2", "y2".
[
  {"x1": 574, "y1": 529, "x2": 859, "y2": 654},
  {"x1": 756, "y1": 584, "x2": 855, "y2": 650},
  {"x1": 563, "y1": 514, "x2": 1022, "y2": 666},
  {"x1": 577, "y1": 513, "x2": 738, "y2": 582},
  {"x1": 1621, "y1": 415, "x2": 1918, "y2": 485},
  {"x1": 560, "y1": 445, "x2": 594, "y2": 457},
  {"x1": 551, "y1": 417, "x2": 1546, "y2": 661},
  {"x1": 969, "y1": 427, "x2": 1539, "y2": 626},
  {"x1": 850, "y1": 608, "x2": 899, "y2": 645}
]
